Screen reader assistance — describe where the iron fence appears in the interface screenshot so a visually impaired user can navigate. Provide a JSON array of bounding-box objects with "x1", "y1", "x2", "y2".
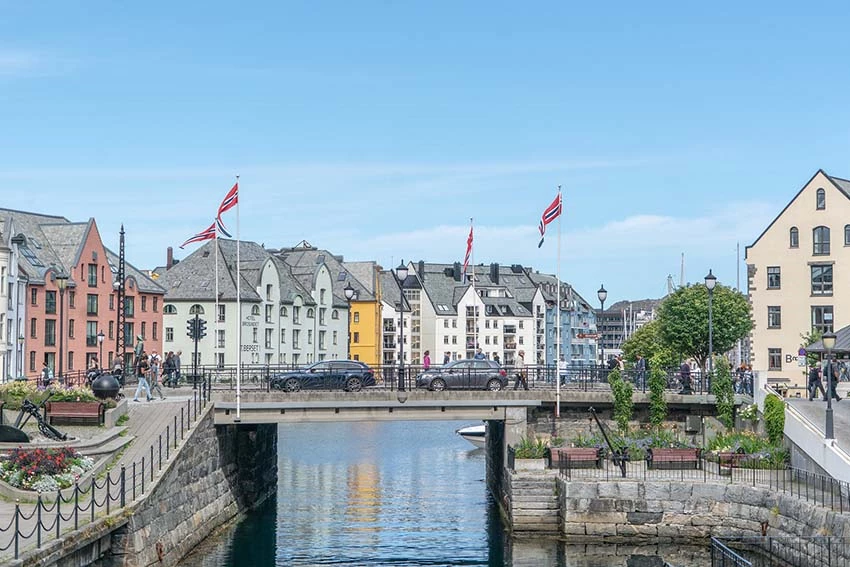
[
  {"x1": 0, "y1": 379, "x2": 211, "y2": 560},
  {"x1": 713, "y1": 536, "x2": 850, "y2": 567}
]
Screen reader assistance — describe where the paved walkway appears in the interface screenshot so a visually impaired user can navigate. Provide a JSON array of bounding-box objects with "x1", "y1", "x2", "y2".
[
  {"x1": 785, "y1": 382, "x2": 850, "y2": 452},
  {"x1": 0, "y1": 383, "x2": 208, "y2": 561}
]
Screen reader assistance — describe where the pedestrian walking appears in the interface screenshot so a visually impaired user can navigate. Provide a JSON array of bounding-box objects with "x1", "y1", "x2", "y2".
[
  {"x1": 679, "y1": 360, "x2": 692, "y2": 394},
  {"x1": 808, "y1": 364, "x2": 826, "y2": 401},
  {"x1": 493, "y1": 353, "x2": 501, "y2": 365},
  {"x1": 825, "y1": 360, "x2": 842, "y2": 402},
  {"x1": 41, "y1": 361, "x2": 53, "y2": 389},
  {"x1": 163, "y1": 351, "x2": 177, "y2": 387},
  {"x1": 513, "y1": 350, "x2": 528, "y2": 390},
  {"x1": 133, "y1": 353, "x2": 152, "y2": 402},
  {"x1": 443, "y1": 352, "x2": 451, "y2": 365},
  {"x1": 558, "y1": 354, "x2": 568, "y2": 385},
  {"x1": 474, "y1": 348, "x2": 486, "y2": 360},
  {"x1": 635, "y1": 354, "x2": 647, "y2": 387},
  {"x1": 174, "y1": 350, "x2": 182, "y2": 385},
  {"x1": 423, "y1": 350, "x2": 431, "y2": 370}
]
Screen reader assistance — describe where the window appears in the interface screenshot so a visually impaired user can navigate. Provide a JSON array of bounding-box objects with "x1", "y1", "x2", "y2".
[
  {"x1": 353, "y1": 312, "x2": 359, "y2": 323},
  {"x1": 124, "y1": 297, "x2": 135, "y2": 317},
  {"x1": 307, "y1": 308, "x2": 314, "y2": 319},
  {"x1": 790, "y1": 227, "x2": 799, "y2": 248},
  {"x1": 164, "y1": 304, "x2": 177, "y2": 314},
  {"x1": 308, "y1": 329, "x2": 313, "y2": 344},
  {"x1": 817, "y1": 188, "x2": 826, "y2": 210},
  {"x1": 265, "y1": 329, "x2": 273, "y2": 349},
  {"x1": 86, "y1": 321, "x2": 97, "y2": 346},
  {"x1": 166, "y1": 327, "x2": 173, "y2": 342},
  {"x1": 845, "y1": 225, "x2": 850, "y2": 246},
  {"x1": 452, "y1": 319, "x2": 457, "y2": 328},
  {"x1": 812, "y1": 305, "x2": 834, "y2": 334},
  {"x1": 452, "y1": 336, "x2": 457, "y2": 344},
  {"x1": 332, "y1": 310, "x2": 339, "y2": 320},
  {"x1": 29, "y1": 351, "x2": 35, "y2": 372},
  {"x1": 444, "y1": 320, "x2": 449, "y2": 329},
  {"x1": 87, "y1": 294, "x2": 98, "y2": 315},
  {"x1": 141, "y1": 322, "x2": 146, "y2": 339},
  {"x1": 252, "y1": 328, "x2": 258, "y2": 343},
  {"x1": 125, "y1": 323, "x2": 135, "y2": 344},
  {"x1": 320, "y1": 289, "x2": 326, "y2": 304},
  {"x1": 108, "y1": 321, "x2": 114, "y2": 339},
  {"x1": 811, "y1": 264, "x2": 833, "y2": 296},
  {"x1": 266, "y1": 284, "x2": 272, "y2": 301},
  {"x1": 31, "y1": 288, "x2": 37, "y2": 306},
  {"x1": 251, "y1": 305, "x2": 260, "y2": 316},
  {"x1": 280, "y1": 306, "x2": 288, "y2": 317},
  {"x1": 265, "y1": 305, "x2": 273, "y2": 323},
  {"x1": 45, "y1": 291, "x2": 56, "y2": 314},
  {"x1": 69, "y1": 291, "x2": 75, "y2": 308},
  {"x1": 485, "y1": 320, "x2": 490, "y2": 329},
  {"x1": 153, "y1": 322, "x2": 158, "y2": 340},
  {"x1": 109, "y1": 294, "x2": 114, "y2": 310},
  {"x1": 333, "y1": 331, "x2": 338, "y2": 345},
  {"x1": 88, "y1": 264, "x2": 97, "y2": 286},
  {"x1": 153, "y1": 297, "x2": 158, "y2": 312},
  {"x1": 293, "y1": 307, "x2": 301, "y2": 324},
  {"x1": 189, "y1": 304, "x2": 204, "y2": 315},
  {"x1": 217, "y1": 304, "x2": 225, "y2": 323},
  {"x1": 67, "y1": 319, "x2": 74, "y2": 339},
  {"x1": 319, "y1": 330, "x2": 326, "y2": 349},
  {"x1": 217, "y1": 330, "x2": 225, "y2": 348},
  {"x1": 68, "y1": 352, "x2": 74, "y2": 370},
  {"x1": 813, "y1": 226, "x2": 830, "y2": 255},
  {"x1": 767, "y1": 267, "x2": 780, "y2": 289},
  {"x1": 353, "y1": 332, "x2": 359, "y2": 343},
  {"x1": 141, "y1": 296, "x2": 147, "y2": 312},
  {"x1": 444, "y1": 336, "x2": 449, "y2": 344},
  {"x1": 44, "y1": 320, "x2": 56, "y2": 346},
  {"x1": 768, "y1": 348, "x2": 782, "y2": 371},
  {"x1": 293, "y1": 329, "x2": 301, "y2": 349},
  {"x1": 319, "y1": 308, "x2": 326, "y2": 325},
  {"x1": 767, "y1": 306, "x2": 781, "y2": 329},
  {"x1": 280, "y1": 328, "x2": 286, "y2": 344}
]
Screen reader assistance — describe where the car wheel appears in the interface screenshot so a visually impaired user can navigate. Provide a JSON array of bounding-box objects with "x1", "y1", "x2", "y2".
[
  {"x1": 270, "y1": 380, "x2": 282, "y2": 390},
  {"x1": 431, "y1": 378, "x2": 447, "y2": 391},
  {"x1": 283, "y1": 377, "x2": 301, "y2": 392},
  {"x1": 487, "y1": 379, "x2": 503, "y2": 391},
  {"x1": 346, "y1": 377, "x2": 363, "y2": 392}
]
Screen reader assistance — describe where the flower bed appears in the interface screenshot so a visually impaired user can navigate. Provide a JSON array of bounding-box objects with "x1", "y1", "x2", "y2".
[{"x1": 0, "y1": 447, "x2": 94, "y2": 492}]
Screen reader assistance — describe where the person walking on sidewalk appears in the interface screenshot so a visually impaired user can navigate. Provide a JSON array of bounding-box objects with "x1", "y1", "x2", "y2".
[
  {"x1": 513, "y1": 350, "x2": 529, "y2": 391},
  {"x1": 133, "y1": 353, "x2": 152, "y2": 402},
  {"x1": 808, "y1": 364, "x2": 826, "y2": 401}
]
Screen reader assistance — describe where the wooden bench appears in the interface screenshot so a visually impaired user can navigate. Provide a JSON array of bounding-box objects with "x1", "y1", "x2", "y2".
[
  {"x1": 46, "y1": 401, "x2": 105, "y2": 426},
  {"x1": 716, "y1": 451, "x2": 748, "y2": 474},
  {"x1": 549, "y1": 447, "x2": 603, "y2": 469},
  {"x1": 646, "y1": 447, "x2": 701, "y2": 470}
]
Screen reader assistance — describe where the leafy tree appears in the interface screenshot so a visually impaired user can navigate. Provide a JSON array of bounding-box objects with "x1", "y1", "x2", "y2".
[
  {"x1": 647, "y1": 363, "x2": 668, "y2": 429},
  {"x1": 657, "y1": 283, "x2": 752, "y2": 371},
  {"x1": 712, "y1": 359, "x2": 735, "y2": 430},
  {"x1": 622, "y1": 320, "x2": 679, "y2": 368},
  {"x1": 608, "y1": 369, "x2": 634, "y2": 434}
]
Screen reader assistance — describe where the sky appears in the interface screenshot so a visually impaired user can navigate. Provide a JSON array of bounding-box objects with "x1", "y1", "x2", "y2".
[{"x1": 2, "y1": 2, "x2": 850, "y2": 305}]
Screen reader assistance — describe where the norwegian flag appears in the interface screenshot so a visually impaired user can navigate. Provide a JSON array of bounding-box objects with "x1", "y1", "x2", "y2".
[
  {"x1": 216, "y1": 217, "x2": 232, "y2": 238},
  {"x1": 180, "y1": 222, "x2": 217, "y2": 249},
  {"x1": 216, "y1": 182, "x2": 239, "y2": 233},
  {"x1": 537, "y1": 191, "x2": 562, "y2": 248},
  {"x1": 463, "y1": 224, "x2": 473, "y2": 277}
]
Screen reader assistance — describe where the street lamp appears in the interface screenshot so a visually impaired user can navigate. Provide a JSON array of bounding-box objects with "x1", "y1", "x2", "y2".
[
  {"x1": 705, "y1": 269, "x2": 717, "y2": 388},
  {"x1": 97, "y1": 330, "x2": 105, "y2": 368},
  {"x1": 597, "y1": 284, "x2": 607, "y2": 369},
  {"x1": 55, "y1": 272, "x2": 69, "y2": 383},
  {"x1": 343, "y1": 282, "x2": 355, "y2": 360},
  {"x1": 823, "y1": 331, "x2": 837, "y2": 440},
  {"x1": 395, "y1": 261, "x2": 409, "y2": 398}
]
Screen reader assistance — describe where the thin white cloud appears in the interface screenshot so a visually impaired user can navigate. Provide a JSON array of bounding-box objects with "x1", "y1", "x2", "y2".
[
  {"x1": 0, "y1": 48, "x2": 79, "y2": 77},
  {"x1": 0, "y1": 49, "x2": 40, "y2": 75}
]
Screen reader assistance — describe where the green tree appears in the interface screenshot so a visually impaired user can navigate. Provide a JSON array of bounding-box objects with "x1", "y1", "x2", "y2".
[
  {"x1": 712, "y1": 359, "x2": 735, "y2": 430},
  {"x1": 657, "y1": 283, "x2": 751, "y2": 371},
  {"x1": 608, "y1": 369, "x2": 634, "y2": 434},
  {"x1": 647, "y1": 362, "x2": 668, "y2": 429},
  {"x1": 621, "y1": 320, "x2": 679, "y2": 368}
]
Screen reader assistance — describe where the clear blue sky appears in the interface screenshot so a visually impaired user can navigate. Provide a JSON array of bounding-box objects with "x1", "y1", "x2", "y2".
[{"x1": 3, "y1": 2, "x2": 850, "y2": 305}]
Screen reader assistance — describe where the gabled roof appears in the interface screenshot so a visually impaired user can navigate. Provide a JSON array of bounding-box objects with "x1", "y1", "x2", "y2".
[
  {"x1": 157, "y1": 240, "x2": 262, "y2": 302},
  {"x1": 746, "y1": 169, "x2": 850, "y2": 256},
  {"x1": 275, "y1": 243, "x2": 375, "y2": 307}
]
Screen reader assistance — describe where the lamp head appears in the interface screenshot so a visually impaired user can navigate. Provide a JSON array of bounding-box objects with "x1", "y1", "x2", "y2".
[
  {"x1": 597, "y1": 284, "x2": 607, "y2": 304},
  {"x1": 97, "y1": 330, "x2": 105, "y2": 344},
  {"x1": 823, "y1": 331, "x2": 837, "y2": 353},
  {"x1": 343, "y1": 282, "x2": 355, "y2": 300},
  {"x1": 396, "y1": 261, "x2": 409, "y2": 282},
  {"x1": 704, "y1": 269, "x2": 717, "y2": 291},
  {"x1": 55, "y1": 272, "x2": 69, "y2": 291}
]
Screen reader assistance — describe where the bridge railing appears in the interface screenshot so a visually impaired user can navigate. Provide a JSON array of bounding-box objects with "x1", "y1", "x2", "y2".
[
  {"x1": 711, "y1": 535, "x2": 850, "y2": 567},
  {"x1": 0, "y1": 378, "x2": 212, "y2": 561},
  {"x1": 193, "y1": 363, "x2": 724, "y2": 395}
]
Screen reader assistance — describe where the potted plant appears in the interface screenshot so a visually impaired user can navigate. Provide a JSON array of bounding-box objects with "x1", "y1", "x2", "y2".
[{"x1": 513, "y1": 437, "x2": 548, "y2": 471}]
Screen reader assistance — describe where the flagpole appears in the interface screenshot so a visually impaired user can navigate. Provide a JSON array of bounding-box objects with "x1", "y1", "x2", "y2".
[
  {"x1": 235, "y1": 175, "x2": 242, "y2": 422},
  {"x1": 214, "y1": 219, "x2": 220, "y2": 382},
  {"x1": 470, "y1": 217, "x2": 476, "y2": 355},
  {"x1": 555, "y1": 186, "x2": 562, "y2": 419}
]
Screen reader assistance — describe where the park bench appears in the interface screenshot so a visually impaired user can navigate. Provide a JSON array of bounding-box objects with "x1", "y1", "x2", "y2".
[
  {"x1": 46, "y1": 401, "x2": 105, "y2": 426},
  {"x1": 715, "y1": 450, "x2": 748, "y2": 474},
  {"x1": 549, "y1": 447, "x2": 603, "y2": 469},
  {"x1": 646, "y1": 447, "x2": 701, "y2": 470}
]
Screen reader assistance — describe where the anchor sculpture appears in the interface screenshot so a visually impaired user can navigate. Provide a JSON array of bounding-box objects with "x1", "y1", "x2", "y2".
[
  {"x1": 589, "y1": 406, "x2": 629, "y2": 478},
  {"x1": 0, "y1": 394, "x2": 68, "y2": 443}
]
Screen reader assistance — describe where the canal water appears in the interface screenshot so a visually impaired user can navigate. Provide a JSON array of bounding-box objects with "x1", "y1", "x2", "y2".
[{"x1": 177, "y1": 421, "x2": 711, "y2": 567}]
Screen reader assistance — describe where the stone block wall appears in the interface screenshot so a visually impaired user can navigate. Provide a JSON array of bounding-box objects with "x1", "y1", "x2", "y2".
[{"x1": 106, "y1": 408, "x2": 278, "y2": 567}]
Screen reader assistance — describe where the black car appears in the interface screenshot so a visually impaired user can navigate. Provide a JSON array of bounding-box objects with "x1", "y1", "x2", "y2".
[
  {"x1": 415, "y1": 359, "x2": 508, "y2": 391},
  {"x1": 270, "y1": 360, "x2": 376, "y2": 392}
]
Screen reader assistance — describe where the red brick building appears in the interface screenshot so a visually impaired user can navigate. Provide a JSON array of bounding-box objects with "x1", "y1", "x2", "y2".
[{"x1": 0, "y1": 209, "x2": 164, "y2": 379}]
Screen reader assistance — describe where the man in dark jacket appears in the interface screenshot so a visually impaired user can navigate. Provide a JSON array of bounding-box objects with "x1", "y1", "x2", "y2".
[
  {"x1": 809, "y1": 364, "x2": 826, "y2": 401},
  {"x1": 679, "y1": 361, "x2": 692, "y2": 395}
]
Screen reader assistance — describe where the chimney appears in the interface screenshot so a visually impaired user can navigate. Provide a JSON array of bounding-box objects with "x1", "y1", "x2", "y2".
[
  {"x1": 490, "y1": 263, "x2": 499, "y2": 284},
  {"x1": 167, "y1": 247, "x2": 174, "y2": 270},
  {"x1": 453, "y1": 262, "x2": 462, "y2": 282},
  {"x1": 418, "y1": 260, "x2": 425, "y2": 281}
]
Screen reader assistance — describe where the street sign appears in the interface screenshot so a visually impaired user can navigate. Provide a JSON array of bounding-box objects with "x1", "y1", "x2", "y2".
[
  {"x1": 798, "y1": 348, "x2": 807, "y2": 356},
  {"x1": 577, "y1": 333, "x2": 599, "y2": 339}
]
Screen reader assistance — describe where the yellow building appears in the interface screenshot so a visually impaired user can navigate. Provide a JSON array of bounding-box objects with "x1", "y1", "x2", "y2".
[
  {"x1": 746, "y1": 169, "x2": 850, "y2": 380},
  {"x1": 344, "y1": 261, "x2": 383, "y2": 367}
]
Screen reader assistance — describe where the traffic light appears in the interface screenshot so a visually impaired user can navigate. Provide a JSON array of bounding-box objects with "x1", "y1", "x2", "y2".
[
  {"x1": 197, "y1": 318, "x2": 207, "y2": 339},
  {"x1": 186, "y1": 318, "x2": 197, "y2": 339}
]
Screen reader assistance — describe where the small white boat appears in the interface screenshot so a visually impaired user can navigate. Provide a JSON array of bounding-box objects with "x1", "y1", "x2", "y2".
[{"x1": 456, "y1": 424, "x2": 486, "y2": 449}]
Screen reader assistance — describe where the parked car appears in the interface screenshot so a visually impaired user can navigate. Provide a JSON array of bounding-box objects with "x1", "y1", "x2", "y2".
[
  {"x1": 415, "y1": 359, "x2": 508, "y2": 391},
  {"x1": 270, "y1": 360, "x2": 376, "y2": 392}
]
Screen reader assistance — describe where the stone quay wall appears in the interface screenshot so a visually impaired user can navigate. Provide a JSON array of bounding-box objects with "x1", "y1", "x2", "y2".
[{"x1": 104, "y1": 409, "x2": 278, "y2": 566}]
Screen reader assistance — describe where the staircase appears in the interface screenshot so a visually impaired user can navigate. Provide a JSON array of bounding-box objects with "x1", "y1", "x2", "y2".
[{"x1": 508, "y1": 471, "x2": 560, "y2": 535}]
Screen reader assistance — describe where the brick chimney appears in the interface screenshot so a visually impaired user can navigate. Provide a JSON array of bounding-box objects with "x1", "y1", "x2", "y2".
[{"x1": 167, "y1": 247, "x2": 174, "y2": 270}]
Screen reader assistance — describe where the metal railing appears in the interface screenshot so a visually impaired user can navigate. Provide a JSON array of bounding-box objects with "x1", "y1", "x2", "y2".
[
  {"x1": 712, "y1": 536, "x2": 850, "y2": 567},
  {"x1": 0, "y1": 379, "x2": 211, "y2": 560}
]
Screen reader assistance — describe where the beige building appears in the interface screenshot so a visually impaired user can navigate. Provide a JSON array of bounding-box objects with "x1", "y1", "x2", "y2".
[{"x1": 746, "y1": 169, "x2": 850, "y2": 380}]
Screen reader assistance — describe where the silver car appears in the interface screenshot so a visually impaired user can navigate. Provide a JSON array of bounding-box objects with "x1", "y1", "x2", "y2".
[{"x1": 415, "y1": 359, "x2": 508, "y2": 391}]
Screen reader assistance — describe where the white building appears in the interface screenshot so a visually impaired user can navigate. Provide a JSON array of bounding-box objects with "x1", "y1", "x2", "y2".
[{"x1": 0, "y1": 218, "x2": 27, "y2": 380}]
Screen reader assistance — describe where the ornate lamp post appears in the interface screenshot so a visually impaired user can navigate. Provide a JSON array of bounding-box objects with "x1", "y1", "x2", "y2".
[
  {"x1": 394, "y1": 262, "x2": 409, "y2": 396},
  {"x1": 705, "y1": 269, "x2": 717, "y2": 388},
  {"x1": 55, "y1": 272, "x2": 69, "y2": 382},
  {"x1": 823, "y1": 331, "x2": 836, "y2": 440},
  {"x1": 597, "y1": 284, "x2": 607, "y2": 369},
  {"x1": 343, "y1": 282, "x2": 355, "y2": 360},
  {"x1": 97, "y1": 330, "x2": 105, "y2": 368}
]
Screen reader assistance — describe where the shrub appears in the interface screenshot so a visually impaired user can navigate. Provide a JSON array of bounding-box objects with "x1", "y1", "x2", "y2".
[
  {"x1": 608, "y1": 369, "x2": 634, "y2": 433},
  {"x1": 712, "y1": 360, "x2": 735, "y2": 430},
  {"x1": 514, "y1": 437, "x2": 547, "y2": 459},
  {"x1": 0, "y1": 447, "x2": 94, "y2": 490},
  {"x1": 763, "y1": 394, "x2": 785, "y2": 446},
  {"x1": 647, "y1": 361, "x2": 667, "y2": 429}
]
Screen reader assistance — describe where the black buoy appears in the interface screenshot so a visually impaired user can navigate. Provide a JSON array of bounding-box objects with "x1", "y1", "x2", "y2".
[{"x1": 91, "y1": 372, "x2": 121, "y2": 400}]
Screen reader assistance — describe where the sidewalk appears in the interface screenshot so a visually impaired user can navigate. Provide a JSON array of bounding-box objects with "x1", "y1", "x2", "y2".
[{"x1": 0, "y1": 383, "x2": 206, "y2": 561}]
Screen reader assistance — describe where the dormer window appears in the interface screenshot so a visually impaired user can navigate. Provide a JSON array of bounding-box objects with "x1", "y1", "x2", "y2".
[
  {"x1": 817, "y1": 188, "x2": 826, "y2": 210},
  {"x1": 790, "y1": 227, "x2": 799, "y2": 248}
]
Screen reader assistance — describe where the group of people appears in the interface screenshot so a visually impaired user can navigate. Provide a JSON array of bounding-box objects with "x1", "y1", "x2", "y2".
[
  {"x1": 131, "y1": 336, "x2": 182, "y2": 403},
  {"x1": 808, "y1": 362, "x2": 842, "y2": 402}
]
